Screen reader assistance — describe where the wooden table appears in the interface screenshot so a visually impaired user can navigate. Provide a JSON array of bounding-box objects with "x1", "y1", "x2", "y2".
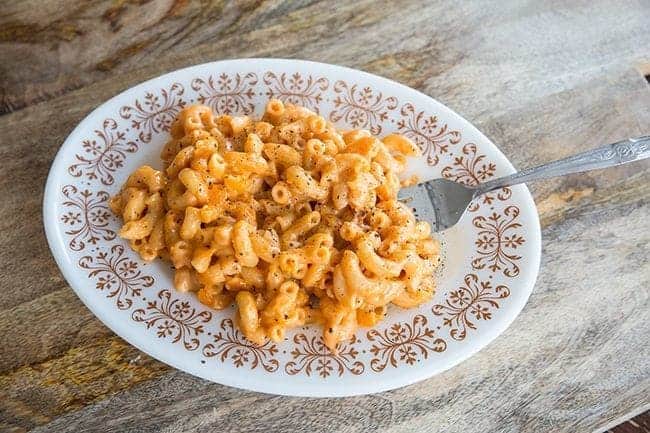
[{"x1": 1, "y1": 1, "x2": 649, "y2": 432}]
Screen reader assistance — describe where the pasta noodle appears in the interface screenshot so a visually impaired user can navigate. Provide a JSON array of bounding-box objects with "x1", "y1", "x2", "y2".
[{"x1": 110, "y1": 100, "x2": 441, "y2": 352}]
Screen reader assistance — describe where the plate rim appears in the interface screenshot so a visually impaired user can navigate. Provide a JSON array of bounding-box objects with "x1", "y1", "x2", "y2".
[{"x1": 42, "y1": 58, "x2": 541, "y2": 397}]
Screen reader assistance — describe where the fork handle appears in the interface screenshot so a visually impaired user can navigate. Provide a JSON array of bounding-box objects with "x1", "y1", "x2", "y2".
[{"x1": 471, "y1": 135, "x2": 650, "y2": 198}]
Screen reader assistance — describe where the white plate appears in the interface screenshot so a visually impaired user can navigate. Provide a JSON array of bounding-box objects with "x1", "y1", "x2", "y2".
[{"x1": 43, "y1": 59, "x2": 541, "y2": 397}]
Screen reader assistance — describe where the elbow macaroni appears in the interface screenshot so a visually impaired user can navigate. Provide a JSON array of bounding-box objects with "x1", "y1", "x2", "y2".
[{"x1": 110, "y1": 100, "x2": 441, "y2": 352}]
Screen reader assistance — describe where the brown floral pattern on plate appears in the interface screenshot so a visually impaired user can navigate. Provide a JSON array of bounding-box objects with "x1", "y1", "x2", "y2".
[
  {"x1": 79, "y1": 244, "x2": 154, "y2": 310},
  {"x1": 263, "y1": 72, "x2": 329, "y2": 113},
  {"x1": 119, "y1": 83, "x2": 186, "y2": 143},
  {"x1": 191, "y1": 73, "x2": 258, "y2": 115},
  {"x1": 432, "y1": 274, "x2": 511, "y2": 341},
  {"x1": 440, "y1": 142, "x2": 511, "y2": 211},
  {"x1": 367, "y1": 315, "x2": 446, "y2": 372},
  {"x1": 285, "y1": 334, "x2": 364, "y2": 377},
  {"x1": 67, "y1": 119, "x2": 136, "y2": 186},
  {"x1": 472, "y1": 205, "x2": 525, "y2": 277},
  {"x1": 441, "y1": 143, "x2": 496, "y2": 185},
  {"x1": 61, "y1": 184, "x2": 115, "y2": 251},
  {"x1": 330, "y1": 80, "x2": 397, "y2": 135},
  {"x1": 132, "y1": 289, "x2": 211, "y2": 350},
  {"x1": 203, "y1": 318, "x2": 279, "y2": 372},
  {"x1": 397, "y1": 103, "x2": 461, "y2": 166}
]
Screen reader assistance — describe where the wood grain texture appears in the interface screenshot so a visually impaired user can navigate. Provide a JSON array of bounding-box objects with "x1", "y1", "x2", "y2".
[
  {"x1": 609, "y1": 411, "x2": 650, "y2": 433},
  {"x1": 0, "y1": 0, "x2": 649, "y2": 432}
]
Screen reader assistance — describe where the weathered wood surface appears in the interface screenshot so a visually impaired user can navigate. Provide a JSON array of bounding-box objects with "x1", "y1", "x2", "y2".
[{"x1": 1, "y1": 1, "x2": 649, "y2": 432}]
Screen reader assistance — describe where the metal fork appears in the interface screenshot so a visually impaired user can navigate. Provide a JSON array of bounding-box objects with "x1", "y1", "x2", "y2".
[{"x1": 398, "y1": 136, "x2": 650, "y2": 232}]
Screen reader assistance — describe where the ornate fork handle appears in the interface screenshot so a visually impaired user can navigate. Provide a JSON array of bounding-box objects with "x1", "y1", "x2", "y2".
[{"x1": 472, "y1": 136, "x2": 650, "y2": 198}]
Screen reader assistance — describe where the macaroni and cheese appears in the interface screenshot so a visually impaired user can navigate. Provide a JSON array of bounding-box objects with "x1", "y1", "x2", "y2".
[{"x1": 110, "y1": 100, "x2": 441, "y2": 352}]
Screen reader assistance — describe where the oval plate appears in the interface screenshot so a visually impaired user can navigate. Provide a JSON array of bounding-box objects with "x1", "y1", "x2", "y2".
[{"x1": 43, "y1": 59, "x2": 541, "y2": 397}]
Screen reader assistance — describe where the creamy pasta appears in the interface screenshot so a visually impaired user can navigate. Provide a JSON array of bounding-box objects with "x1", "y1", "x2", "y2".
[{"x1": 110, "y1": 100, "x2": 441, "y2": 352}]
